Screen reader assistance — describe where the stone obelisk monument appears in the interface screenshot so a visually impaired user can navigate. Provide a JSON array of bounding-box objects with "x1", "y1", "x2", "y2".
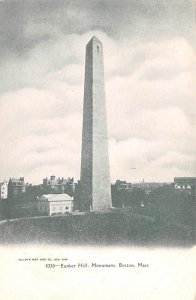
[{"x1": 80, "y1": 36, "x2": 112, "y2": 211}]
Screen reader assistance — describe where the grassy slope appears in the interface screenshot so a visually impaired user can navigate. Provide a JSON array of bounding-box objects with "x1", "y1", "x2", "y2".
[{"x1": 0, "y1": 211, "x2": 192, "y2": 247}]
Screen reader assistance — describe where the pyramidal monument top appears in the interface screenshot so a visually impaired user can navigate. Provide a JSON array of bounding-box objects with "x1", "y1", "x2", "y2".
[{"x1": 87, "y1": 35, "x2": 102, "y2": 45}]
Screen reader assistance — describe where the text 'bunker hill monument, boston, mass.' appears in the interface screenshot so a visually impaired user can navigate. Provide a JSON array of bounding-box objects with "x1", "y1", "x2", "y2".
[{"x1": 79, "y1": 36, "x2": 112, "y2": 211}]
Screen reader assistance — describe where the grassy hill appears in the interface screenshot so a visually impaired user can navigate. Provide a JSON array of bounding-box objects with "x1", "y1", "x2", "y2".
[{"x1": 0, "y1": 211, "x2": 193, "y2": 247}]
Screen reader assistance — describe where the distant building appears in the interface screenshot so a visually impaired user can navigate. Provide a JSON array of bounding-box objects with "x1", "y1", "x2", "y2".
[
  {"x1": 144, "y1": 189, "x2": 151, "y2": 196},
  {"x1": 25, "y1": 184, "x2": 44, "y2": 201},
  {"x1": 0, "y1": 180, "x2": 8, "y2": 199},
  {"x1": 37, "y1": 194, "x2": 73, "y2": 216},
  {"x1": 42, "y1": 175, "x2": 75, "y2": 196},
  {"x1": 174, "y1": 177, "x2": 196, "y2": 242},
  {"x1": 174, "y1": 177, "x2": 196, "y2": 190},
  {"x1": 113, "y1": 180, "x2": 132, "y2": 191},
  {"x1": 132, "y1": 181, "x2": 167, "y2": 190},
  {"x1": 8, "y1": 177, "x2": 26, "y2": 198}
]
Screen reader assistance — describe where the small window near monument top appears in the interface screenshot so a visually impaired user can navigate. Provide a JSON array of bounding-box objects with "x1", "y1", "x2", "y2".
[{"x1": 97, "y1": 46, "x2": 99, "y2": 52}]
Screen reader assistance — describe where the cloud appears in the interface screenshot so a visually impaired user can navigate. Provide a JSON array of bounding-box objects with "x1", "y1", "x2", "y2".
[
  {"x1": 0, "y1": 86, "x2": 82, "y2": 183},
  {"x1": 0, "y1": 28, "x2": 195, "y2": 183},
  {"x1": 0, "y1": 0, "x2": 194, "y2": 59},
  {"x1": 104, "y1": 36, "x2": 196, "y2": 181}
]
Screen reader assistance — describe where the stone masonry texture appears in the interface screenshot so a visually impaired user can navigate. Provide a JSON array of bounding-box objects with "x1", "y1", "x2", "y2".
[{"x1": 80, "y1": 36, "x2": 112, "y2": 211}]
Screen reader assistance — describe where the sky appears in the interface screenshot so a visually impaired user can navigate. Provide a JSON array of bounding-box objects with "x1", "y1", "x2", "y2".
[{"x1": 0, "y1": 0, "x2": 195, "y2": 184}]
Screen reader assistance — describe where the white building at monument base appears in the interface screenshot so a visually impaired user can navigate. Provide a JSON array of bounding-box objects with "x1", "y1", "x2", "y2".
[{"x1": 37, "y1": 194, "x2": 73, "y2": 216}]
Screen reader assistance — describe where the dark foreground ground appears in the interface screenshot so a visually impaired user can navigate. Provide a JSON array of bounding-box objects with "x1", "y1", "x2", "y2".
[{"x1": 0, "y1": 211, "x2": 193, "y2": 247}]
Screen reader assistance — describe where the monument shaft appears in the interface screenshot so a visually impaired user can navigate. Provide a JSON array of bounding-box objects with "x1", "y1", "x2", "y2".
[{"x1": 80, "y1": 36, "x2": 112, "y2": 211}]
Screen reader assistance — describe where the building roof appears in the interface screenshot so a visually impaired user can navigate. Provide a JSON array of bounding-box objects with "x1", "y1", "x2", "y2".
[
  {"x1": 10, "y1": 178, "x2": 24, "y2": 183},
  {"x1": 40, "y1": 194, "x2": 73, "y2": 202}
]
